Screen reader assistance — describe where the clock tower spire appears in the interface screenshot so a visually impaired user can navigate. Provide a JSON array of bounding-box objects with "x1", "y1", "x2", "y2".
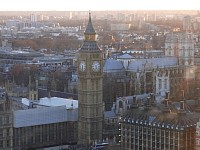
[
  {"x1": 77, "y1": 12, "x2": 103, "y2": 145},
  {"x1": 84, "y1": 11, "x2": 96, "y2": 41}
]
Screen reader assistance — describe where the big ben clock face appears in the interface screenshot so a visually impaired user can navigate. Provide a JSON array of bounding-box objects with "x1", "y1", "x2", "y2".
[
  {"x1": 92, "y1": 61, "x2": 100, "y2": 72},
  {"x1": 79, "y1": 61, "x2": 86, "y2": 71}
]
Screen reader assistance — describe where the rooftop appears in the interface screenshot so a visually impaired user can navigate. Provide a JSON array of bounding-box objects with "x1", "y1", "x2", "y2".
[
  {"x1": 22, "y1": 97, "x2": 78, "y2": 109},
  {"x1": 14, "y1": 106, "x2": 78, "y2": 128}
]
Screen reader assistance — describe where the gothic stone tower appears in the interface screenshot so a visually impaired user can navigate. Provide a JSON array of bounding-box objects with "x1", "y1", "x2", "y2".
[
  {"x1": 0, "y1": 93, "x2": 13, "y2": 149},
  {"x1": 77, "y1": 13, "x2": 103, "y2": 145}
]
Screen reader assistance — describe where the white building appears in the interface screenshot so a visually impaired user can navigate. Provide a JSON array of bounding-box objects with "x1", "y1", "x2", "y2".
[
  {"x1": 30, "y1": 14, "x2": 37, "y2": 22},
  {"x1": 22, "y1": 97, "x2": 78, "y2": 110},
  {"x1": 6, "y1": 20, "x2": 21, "y2": 28}
]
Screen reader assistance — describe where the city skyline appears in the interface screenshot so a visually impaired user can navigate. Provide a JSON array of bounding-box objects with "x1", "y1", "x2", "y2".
[{"x1": 0, "y1": 0, "x2": 200, "y2": 11}]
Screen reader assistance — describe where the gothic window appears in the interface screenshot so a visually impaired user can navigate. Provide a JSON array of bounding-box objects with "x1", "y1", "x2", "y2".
[
  {"x1": 180, "y1": 69, "x2": 183, "y2": 76},
  {"x1": 166, "y1": 70, "x2": 168, "y2": 76},
  {"x1": 119, "y1": 101, "x2": 123, "y2": 108},
  {"x1": 4, "y1": 116, "x2": 9, "y2": 125},
  {"x1": 189, "y1": 59, "x2": 192, "y2": 65},
  {"x1": 0, "y1": 130, "x2": 2, "y2": 139},
  {"x1": 182, "y1": 46, "x2": 185, "y2": 56},
  {"x1": 0, "y1": 117, "x2": 2, "y2": 126},
  {"x1": 6, "y1": 140, "x2": 10, "y2": 147},
  {"x1": 159, "y1": 79, "x2": 162, "y2": 90},
  {"x1": 0, "y1": 141, "x2": 3, "y2": 148},
  {"x1": 182, "y1": 60, "x2": 185, "y2": 65},
  {"x1": 146, "y1": 72, "x2": 153, "y2": 83},
  {"x1": 164, "y1": 79, "x2": 167, "y2": 89},
  {"x1": 0, "y1": 104, "x2": 4, "y2": 112},
  {"x1": 188, "y1": 47, "x2": 191, "y2": 56},
  {"x1": 6, "y1": 129, "x2": 9, "y2": 136}
]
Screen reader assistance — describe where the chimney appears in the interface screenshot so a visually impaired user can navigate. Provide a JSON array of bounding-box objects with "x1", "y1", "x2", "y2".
[
  {"x1": 130, "y1": 96, "x2": 138, "y2": 109},
  {"x1": 47, "y1": 80, "x2": 51, "y2": 98},
  {"x1": 180, "y1": 101, "x2": 185, "y2": 110},
  {"x1": 133, "y1": 96, "x2": 136, "y2": 103},
  {"x1": 165, "y1": 91, "x2": 169, "y2": 100},
  {"x1": 178, "y1": 101, "x2": 186, "y2": 115},
  {"x1": 150, "y1": 93, "x2": 156, "y2": 106},
  {"x1": 145, "y1": 97, "x2": 151, "y2": 110},
  {"x1": 29, "y1": 75, "x2": 31, "y2": 91},
  {"x1": 163, "y1": 99, "x2": 170, "y2": 113}
]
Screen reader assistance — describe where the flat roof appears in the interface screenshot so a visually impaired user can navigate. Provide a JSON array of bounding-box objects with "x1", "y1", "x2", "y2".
[
  {"x1": 22, "y1": 97, "x2": 78, "y2": 109},
  {"x1": 38, "y1": 97, "x2": 78, "y2": 109},
  {"x1": 14, "y1": 106, "x2": 78, "y2": 128}
]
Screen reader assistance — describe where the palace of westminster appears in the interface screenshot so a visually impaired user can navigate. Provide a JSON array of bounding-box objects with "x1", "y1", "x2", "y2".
[{"x1": 1, "y1": 13, "x2": 200, "y2": 150}]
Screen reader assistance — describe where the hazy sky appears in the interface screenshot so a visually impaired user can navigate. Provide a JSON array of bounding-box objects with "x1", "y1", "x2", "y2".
[{"x1": 1, "y1": 0, "x2": 200, "y2": 11}]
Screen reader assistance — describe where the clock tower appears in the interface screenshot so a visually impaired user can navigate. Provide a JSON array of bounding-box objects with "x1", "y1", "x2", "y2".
[{"x1": 77, "y1": 12, "x2": 103, "y2": 145}]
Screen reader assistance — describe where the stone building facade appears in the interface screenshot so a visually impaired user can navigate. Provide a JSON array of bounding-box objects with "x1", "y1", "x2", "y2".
[
  {"x1": 77, "y1": 13, "x2": 103, "y2": 145},
  {"x1": 103, "y1": 33, "x2": 198, "y2": 110},
  {"x1": 120, "y1": 100, "x2": 197, "y2": 150},
  {"x1": 0, "y1": 92, "x2": 13, "y2": 150},
  {"x1": 13, "y1": 106, "x2": 78, "y2": 150}
]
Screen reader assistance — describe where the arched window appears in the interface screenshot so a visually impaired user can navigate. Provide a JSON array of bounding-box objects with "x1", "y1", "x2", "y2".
[{"x1": 119, "y1": 101, "x2": 123, "y2": 108}]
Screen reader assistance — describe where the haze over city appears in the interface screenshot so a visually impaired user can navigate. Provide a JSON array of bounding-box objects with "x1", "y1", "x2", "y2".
[
  {"x1": 0, "y1": 0, "x2": 200, "y2": 11},
  {"x1": 1, "y1": 0, "x2": 200, "y2": 149}
]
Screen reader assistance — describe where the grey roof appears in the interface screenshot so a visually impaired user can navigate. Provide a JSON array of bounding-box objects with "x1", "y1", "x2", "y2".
[
  {"x1": 171, "y1": 101, "x2": 193, "y2": 113},
  {"x1": 185, "y1": 99, "x2": 197, "y2": 106},
  {"x1": 118, "y1": 93, "x2": 150, "y2": 104},
  {"x1": 122, "y1": 102, "x2": 197, "y2": 130},
  {"x1": 14, "y1": 106, "x2": 78, "y2": 128},
  {"x1": 103, "y1": 59, "x2": 125, "y2": 72},
  {"x1": 122, "y1": 107, "x2": 160, "y2": 125},
  {"x1": 22, "y1": 97, "x2": 78, "y2": 109},
  {"x1": 117, "y1": 53, "x2": 134, "y2": 59},
  {"x1": 85, "y1": 12, "x2": 96, "y2": 34},
  {"x1": 12, "y1": 86, "x2": 28, "y2": 93},
  {"x1": 38, "y1": 97, "x2": 78, "y2": 109},
  {"x1": 0, "y1": 49, "x2": 43, "y2": 59},
  {"x1": 154, "y1": 112, "x2": 197, "y2": 129},
  {"x1": 127, "y1": 57, "x2": 178, "y2": 71},
  {"x1": 80, "y1": 41, "x2": 100, "y2": 52},
  {"x1": 104, "y1": 110, "x2": 117, "y2": 119}
]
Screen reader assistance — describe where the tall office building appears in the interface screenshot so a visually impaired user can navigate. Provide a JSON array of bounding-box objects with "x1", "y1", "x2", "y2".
[
  {"x1": 183, "y1": 16, "x2": 191, "y2": 32},
  {"x1": 30, "y1": 14, "x2": 37, "y2": 22},
  {"x1": 77, "y1": 13, "x2": 103, "y2": 145},
  {"x1": 30, "y1": 13, "x2": 37, "y2": 28}
]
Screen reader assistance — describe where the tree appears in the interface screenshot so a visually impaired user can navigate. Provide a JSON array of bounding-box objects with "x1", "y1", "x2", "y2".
[{"x1": 10, "y1": 64, "x2": 30, "y2": 86}]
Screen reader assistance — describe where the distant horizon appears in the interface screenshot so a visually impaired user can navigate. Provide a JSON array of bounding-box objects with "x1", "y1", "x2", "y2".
[
  {"x1": 0, "y1": 0, "x2": 199, "y2": 11},
  {"x1": 0, "y1": 9, "x2": 199, "y2": 12}
]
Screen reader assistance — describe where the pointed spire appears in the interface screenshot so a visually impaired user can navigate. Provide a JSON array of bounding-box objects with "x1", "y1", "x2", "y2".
[
  {"x1": 80, "y1": 11, "x2": 100, "y2": 51},
  {"x1": 85, "y1": 11, "x2": 96, "y2": 35},
  {"x1": 89, "y1": 10, "x2": 91, "y2": 21}
]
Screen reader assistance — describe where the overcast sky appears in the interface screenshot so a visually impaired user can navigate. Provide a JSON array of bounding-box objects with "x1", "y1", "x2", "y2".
[{"x1": 0, "y1": 0, "x2": 200, "y2": 11}]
